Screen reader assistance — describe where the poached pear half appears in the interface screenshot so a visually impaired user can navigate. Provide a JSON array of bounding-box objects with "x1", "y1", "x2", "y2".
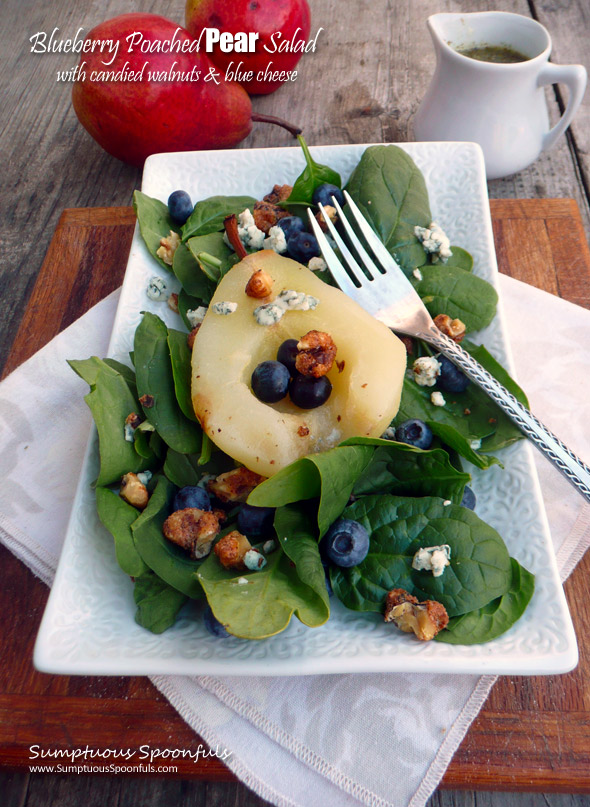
[{"x1": 191, "y1": 251, "x2": 406, "y2": 476}]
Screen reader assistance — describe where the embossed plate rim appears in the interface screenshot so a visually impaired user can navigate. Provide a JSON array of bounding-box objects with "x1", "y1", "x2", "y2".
[{"x1": 34, "y1": 142, "x2": 577, "y2": 675}]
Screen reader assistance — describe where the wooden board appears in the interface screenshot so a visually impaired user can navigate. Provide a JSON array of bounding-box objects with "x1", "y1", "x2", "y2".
[{"x1": 1, "y1": 200, "x2": 590, "y2": 791}]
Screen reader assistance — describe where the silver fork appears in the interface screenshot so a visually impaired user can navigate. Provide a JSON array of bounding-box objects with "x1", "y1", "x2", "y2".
[{"x1": 307, "y1": 191, "x2": 590, "y2": 504}]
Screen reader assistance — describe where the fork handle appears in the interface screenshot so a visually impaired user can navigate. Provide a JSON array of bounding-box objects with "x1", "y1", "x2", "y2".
[{"x1": 420, "y1": 328, "x2": 590, "y2": 503}]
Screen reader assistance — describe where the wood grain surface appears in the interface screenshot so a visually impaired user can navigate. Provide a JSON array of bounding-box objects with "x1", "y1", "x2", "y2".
[{"x1": 1, "y1": 200, "x2": 589, "y2": 793}]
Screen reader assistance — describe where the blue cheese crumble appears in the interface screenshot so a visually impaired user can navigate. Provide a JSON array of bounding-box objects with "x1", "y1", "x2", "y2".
[
  {"x1": 211, "y1": 301, "x2": 237, "y2": 316},
  {"x1": 412, "y1": 356, "x2": 441, "y2": 387},
  {"x1": 186, "y1": 306, "x2": 208, "y2": 328},
  {"x1": 262, "y1": 539, "x2": 276, "y2": 554},
  {"x1": 308, "y1": 257, "x2": 327, "y2": 272},
  {"x1": 412, "y1": 268, "x2": 423, "y2": 281},
  {"x1": 254, "y1": 290, "x2": 320, "y2": 326},
  {"x1": 124, "y1": 423, "x2": 136, "y2": 442},
  {"x1": 412, "y1": 545, "x2": 451, "y2": 577},
  {"x1": 226, "y1": 208, "x2": 265, "y2": 251},
  {"x1": 263, "y1": 225, "x2": 288, "y2": 254},
  {"x1": 414, "y1": 222, "x2": 452, "y2": 263},
  {"x1": 469, "y1": 438, "x2": 482, "y2": 450},
  {"x1": 147, "y1": 276, "x2": 170, "y2": 302},
  {"x1": 244, "y1": 549, "x2": 267, "y2": 571},
  {"x1": 431, "y1": 391, "x2": 446, "y2": 407},
  {"x1": 137, "y1": 470, "x2": 153, "y2": 486}
]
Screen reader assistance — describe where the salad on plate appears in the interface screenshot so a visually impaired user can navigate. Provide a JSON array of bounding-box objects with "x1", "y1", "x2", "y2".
[{"x1": 69, "y1": 139, "x2": 534, "y2": 645}]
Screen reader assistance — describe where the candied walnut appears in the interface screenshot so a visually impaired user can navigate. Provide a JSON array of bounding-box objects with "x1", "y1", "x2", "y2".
[
  {"x1": 139, "y1": 393, "x2": 154, "y2": 408},
  {"x1": 163, "y1": 508, "x2": 220, "y2": 560},
  {"x1": 187, "y1": 325, "x2": 201, "y2": 350},
  {"x1": 295, "y1": 330, "x2": 337, "y2": 378},
  {"x1": 208, "y1": 467, "x2": 266, "y2": 502},
  {"x1": 214, "y1": 530, "x2": 252, "y2": 570},
  {"x1": 253, "y1": 200, "x2": 290, "y2": 234},
  {"x1": 245, "y1": 269, "x2": 273, "y2": 299},
  {"x1": 384, "y1": 588, "x2": 449, "y2": 641},
  {"x1": 120, "y1": 472, "x2": 149, "y2": 510},
  {"x1": 167, "y1": 292, "x2": 179, "y2": 313},
  {"x1": 212, "y1": 507, "x2": 227, "y2": 523},
  {"x1": 125, "y1": 412, "x2": 143, "y2": 430},
  {"x1": 263, "y1": 184, "x2": 292, "y2": 204},
  {"x1": 434, "y1": 314, "x2": 466, "y2": 343},
  {"x1": 399, "y1": 336, "x2": 414, "y2": 355},
  {"x1": 297, "y1": 424, "x2": 310, "y2": 437},
  {"x1": 315, "y1": 204, "x2": 338, "y2": 232},
  {"x1": 156, "y1": 230, "x2": 181, "y2": 266}
]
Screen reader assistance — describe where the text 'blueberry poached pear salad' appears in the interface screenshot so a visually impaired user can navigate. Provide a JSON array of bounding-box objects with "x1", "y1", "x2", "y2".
[{"x1": 70, "y1": 140, "x2": 534, "y2": 643}]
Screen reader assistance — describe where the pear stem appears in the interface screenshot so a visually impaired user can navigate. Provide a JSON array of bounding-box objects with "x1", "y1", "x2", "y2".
[
  {"x1": 251, "y1": 113, "x2": 302, "y2": 138},
  {"x1": 224, "y1": 215, "x2": 248, "y2": 259}
]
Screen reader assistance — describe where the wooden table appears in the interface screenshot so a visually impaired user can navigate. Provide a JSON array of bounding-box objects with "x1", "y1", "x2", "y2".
[{"x1": 3, "y1": 0, "x2": 590, "y2": 804}]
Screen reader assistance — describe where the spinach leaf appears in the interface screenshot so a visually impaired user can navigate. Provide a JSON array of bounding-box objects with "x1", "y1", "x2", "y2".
[
  {"x1": 463, "y1": 340, "x2": 529, "y2": 407},
  {"x1": 96, "y1": 487, "x2": 147, "y2": 577},
  {"x1": 343, "y1": 437, "x2": 470, "y2": 501},
  {"x1": 103, "y1": 359, "x2": 138, "y2": 394},
  {"x1": 197, "y1": 544, "x2": 329, "y2": 639},
  {"x1": 426, "y1": 422, "x2": 502, "y2": 470},
  {"x1": 181, "y1": 195, "x2": 257, "y2": 241},
  {"x1": 248, "y1": 445, "x2": 374, "y2": 537},
  {"x1": 345, "y1": 145, "x2": 431, "y2": 273},
  {"x1": 132, "y1": 476, "x2": 204, "y2": 598},
  {"x1": 78, "y1": 363, "x2": 154, "y2": 486},
  {"x1": 411, "y1": 265, "x2": 498, "y2": 334},
  {"x1": 163, "y1": 448, "x2": 233, "y2": 488},
  {"x1": 186, "y1": 232, "x2": 232, "y2": 286},
  {"x1": 134, "y1": 313, "x2": 202, "y2": 454},
  {"x1": 134, "y1": 428, "x2": 153, "y2": 459},
  {"x1": 274, "y1": 504, "x2": 330, "y2": 612},
  {"x1": 331, "y1": 495, "x2": 512, "y2": 617},
  {"x1": 133, "y1": 569, "x2": 188, "y2": 634},
  {"x1": 172, "y1": 241, "x2": 216, "y2": 304},
  {"x1": 436, "y1": 558, "x2": 534, "y2": 644},
  {"x1": 445, "y1": 247, "x2": 473, "y2": 272},
  {"x1": 167, "y1": 329, "x2": 198, "y2": 422},
  {"x1": 133, "y1": 191, "x2": 180, "y2": 270},
  {"x1": 284, "y1": 135, "x2": 342, "y2": 207}
]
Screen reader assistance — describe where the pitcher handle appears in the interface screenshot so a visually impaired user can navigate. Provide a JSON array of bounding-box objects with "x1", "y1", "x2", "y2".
[{"x1": 538, "y1": 62, "x2": 587, "y2": 152}]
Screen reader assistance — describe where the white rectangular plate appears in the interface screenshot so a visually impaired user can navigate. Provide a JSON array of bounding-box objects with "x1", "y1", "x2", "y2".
[{"x1": 34, "y1": 142, "x2": 577, "y2": 676}]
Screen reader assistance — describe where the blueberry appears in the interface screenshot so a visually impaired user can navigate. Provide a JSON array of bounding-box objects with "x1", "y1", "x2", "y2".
[
  {"x1": 461, "y1": 486, "x2": 477, "y2": 510},
  {"x1": 277, "y1": 216, "x2": 306, "y2": 240},
  {"x1": 438, "y1": 355, "x2": 470, "y2": 393},
  {"x1": 237, "y1": 503, "x2": 275, "y2": 537},
  {"x1": 276, "y1": 339, "x2": 299, "y2": 375},
  {"x1": 289, "y1": 373, "x2": 332, "y2": 409},
  {"x1": 312, "y1": 183, "x2": 345, "y2": 208},
  {"x1": 204, "y1": 606, "x2": 230, "y2": 638},
  {"x1": 321, "y1": 518, "x2": 370, "y2": 567},
  {"x1": 394, "y1": 419, "x2": 433, "y2": 449},
  {"x1": 172, "y1": 485, "x2": 211, "y2": 512},
  {"x1": 251, "y1": 360, "x2": 290, "y2": 403},
  {"x1": 167, "y1": 190, "x2": 193, "y2": 225},
  {"x1": 287, "y1": 231, "x2": 321, "y2": 263}
]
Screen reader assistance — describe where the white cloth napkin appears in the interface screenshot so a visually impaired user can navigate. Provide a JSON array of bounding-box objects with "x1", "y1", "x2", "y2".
[{"x1": 1, "y1": 275, "x2": 589, "y2": 807}]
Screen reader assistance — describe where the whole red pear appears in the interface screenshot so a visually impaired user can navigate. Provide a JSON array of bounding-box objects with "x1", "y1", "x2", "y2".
[
  {"x1": 185, "y1": 0, "x2": 311, "y2": 95},
  {"x1": 71, "y1": 13, "x2": 253, "y2": 165}
]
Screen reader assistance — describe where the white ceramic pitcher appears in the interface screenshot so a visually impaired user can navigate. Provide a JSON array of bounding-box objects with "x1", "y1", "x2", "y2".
[{"x1": 414, "y1": 12, "x2": 587, "y2": 179}]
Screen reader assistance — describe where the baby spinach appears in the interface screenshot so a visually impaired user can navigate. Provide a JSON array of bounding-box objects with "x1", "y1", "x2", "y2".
[
  {"x1": 248, "y1": 444, "x2": 374, "y2": 537},
  {"x1": 133, "y1": 191, "x2": 180, "y2": 270},
  {"x1": 95, "y1": 487, "x2": 147, "y2": 577},
  {"x1": 132, "y1": 476, "x2": 204, "y2": 598},
  {"x1": 167, "y1": 329, "x2": 198, "y2": 422},
  {"x1": 186, "y1": 232, "x2": 232, "y2": 286},
  {"x1": 331, "y1": 495, "x2": 512, "y2": 617},
  {"x1": 172, "y1": 241, "x2": 215, "y2": 304},
  {"x1": 133, "y1": 569, "x2": 188, "y2": 634},
  {"x1": 181, "y1": 195, "x2": 257, "y2": 241},
  {"x1": 345, "y1": 145, "x2": 431, "y2": 273},
  {"x1": 197, "y1": 543, "x2": 329, "y2": 639},
  {"x1": 436, "y1": 558, "x2": 534, "y2": 644},
  {"x1": 411, "y1": 265, "x2": 498, "y2": 334},
  {"x1": 284, "y1": 135, "x2": 342, "y2": 208},
  {"x1": 163, "y1": 447, "x2": 234, "y2": 488},
  {"x1": 345, "y1": 437, "x2": 471, "y2": 501},
  {"x1": 75, "y1": 362, "x2": 154, "y2": 486},
  {"x1": 426, "y1": 422, "x2": 502, "y2": 471},
  {"x1": 178, "y1": 289, "x2": 204, "y2": 331},
  {"x1": 463, "y1": 340, "x2": 529, "y2": 407},
  {"x1": 274, "y1": 504, "x2": 330, "y2": 613},
  {"x1": 134, "y1": 313, "x2": 202, "y2": 454},
  {"x1": 445, "y1": 247, "x2": 473, "y2": 272}
]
